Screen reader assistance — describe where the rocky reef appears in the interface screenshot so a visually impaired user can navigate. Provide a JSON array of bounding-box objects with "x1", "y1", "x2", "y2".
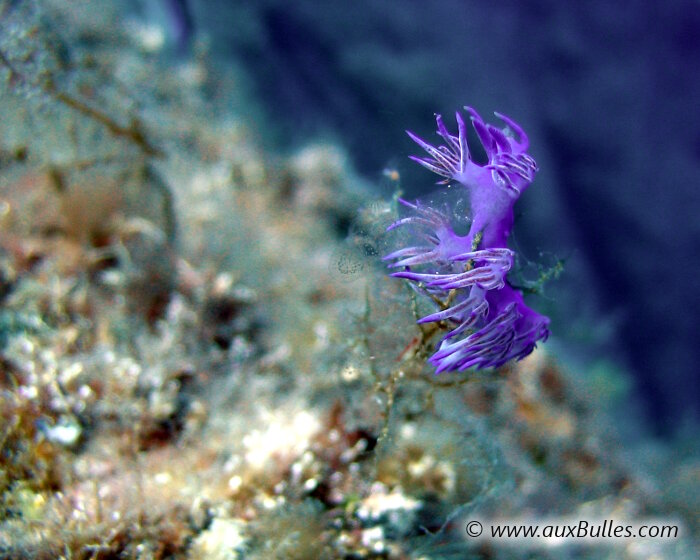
[{"x1": 0, "y1": 2, "x2": 697, "y2": 559}]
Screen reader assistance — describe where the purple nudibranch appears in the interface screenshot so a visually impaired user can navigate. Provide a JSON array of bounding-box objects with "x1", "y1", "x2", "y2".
[{"x1": 385, "y1": 107, "x2": 549, "y2": 372}]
